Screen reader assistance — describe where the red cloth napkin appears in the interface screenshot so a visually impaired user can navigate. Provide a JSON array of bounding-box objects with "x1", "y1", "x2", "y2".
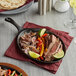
[
  {"x1": 0, "y1": 0, "x2": 33, "y2": 12},
  {"x1": 4, "y1": 22, "x2": 73, "y2": 74}
]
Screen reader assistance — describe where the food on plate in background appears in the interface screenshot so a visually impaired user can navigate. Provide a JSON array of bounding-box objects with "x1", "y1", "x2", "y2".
[
  {"x1": 0, "y1": 66, "x2": 7, "y2": 76},
  {"x1": 0, "y1": 0, "x2": 27, "y2": 10},
  {"x1": 0, "y1": 66, "x2": 22, "y2": 76},
  {"x1": 19, "y1": 28, "x2": 64, "y2": 62}
]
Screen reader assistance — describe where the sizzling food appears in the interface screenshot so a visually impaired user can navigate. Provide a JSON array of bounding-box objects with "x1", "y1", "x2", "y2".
[{"x1": 19, "y1": 28, "x2": 64, "y2": 62}]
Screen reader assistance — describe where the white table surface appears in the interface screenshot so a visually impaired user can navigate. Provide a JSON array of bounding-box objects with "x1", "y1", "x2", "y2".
[{"x1": 0, "y1": 2, "x2": 76, "y2": 76}]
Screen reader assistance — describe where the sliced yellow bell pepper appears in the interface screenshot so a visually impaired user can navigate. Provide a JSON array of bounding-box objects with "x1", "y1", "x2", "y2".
[{"x1": 40, "y1": 43, "x2": 44, "y2": 56}]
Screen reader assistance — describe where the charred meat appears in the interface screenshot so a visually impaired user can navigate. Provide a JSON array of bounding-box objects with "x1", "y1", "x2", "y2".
[{"x1": 19, "y1": 29, "x2": 64, "y2": 62}]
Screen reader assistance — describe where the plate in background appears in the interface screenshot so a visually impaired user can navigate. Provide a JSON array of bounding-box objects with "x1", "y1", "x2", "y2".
[
  {"x1": 0, "y1": 62, "x2": 28, "y2": 76},
  {"x1": 0, "y1": 0, "x2": 34, "y2": 15}
]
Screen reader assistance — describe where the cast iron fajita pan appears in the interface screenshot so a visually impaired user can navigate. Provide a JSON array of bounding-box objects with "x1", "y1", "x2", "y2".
[{"x1": 5, "y1": 17, "x2": 66, "y2": 64}]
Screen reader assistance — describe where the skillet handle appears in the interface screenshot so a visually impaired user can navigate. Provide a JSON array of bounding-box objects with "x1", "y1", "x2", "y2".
[{"x1": 5, "y1": 17, "x2": 23, "y2": 32}]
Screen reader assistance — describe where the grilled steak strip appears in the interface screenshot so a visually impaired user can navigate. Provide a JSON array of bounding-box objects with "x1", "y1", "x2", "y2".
[
  {"x1": 44, "y1": 35, "x2": 57, "y2": 56},
  {"x1": 45, "y1": 40, "x2": 61, "y2": 61}
]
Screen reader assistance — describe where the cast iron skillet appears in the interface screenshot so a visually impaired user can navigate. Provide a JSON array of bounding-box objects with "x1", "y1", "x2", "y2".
[{"x1": 5, "y1": 17, "x2": 66, "y2": 64}]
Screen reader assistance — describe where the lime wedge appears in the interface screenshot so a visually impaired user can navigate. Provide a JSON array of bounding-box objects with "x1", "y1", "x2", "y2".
[
  {"x1": 38, "y1": 28, "x2": 46, "y2": 37},
  {"x1": 29, "y1": 51, "x2": 40, "y2": 58},
  {"x1": 53, "y1": 50, "x2": 64, "y2": 59}
]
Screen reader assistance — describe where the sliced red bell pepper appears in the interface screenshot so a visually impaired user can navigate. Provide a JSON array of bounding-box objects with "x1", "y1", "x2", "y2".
[
  {"x1": 15, "y1": 73, "x2": 18, "y2": 76},
  {"x1": 8, "y1": 69, "x2": 12, "y2": 75},
  {"x1": 42, "y1": 33, "x2": 48, "y2": 37},
  {"x1": 37, "y1": 38, "x2": 42, "y2": 43},
  {"x1": 40, "y1": 56, "x2": 44, "y2": 60},
  {"x1": 37, "y1": 38, "x2": 42, "y2": 47},
  {"x1": 37, "y1": 37, "x2": 45, "y2": 56},
  {"x1": 37, "y1": 57, "x2": 40, "y2": 60},
  {"x1": 37, "y1": 42, "x2": 42, "y2": 46}
]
